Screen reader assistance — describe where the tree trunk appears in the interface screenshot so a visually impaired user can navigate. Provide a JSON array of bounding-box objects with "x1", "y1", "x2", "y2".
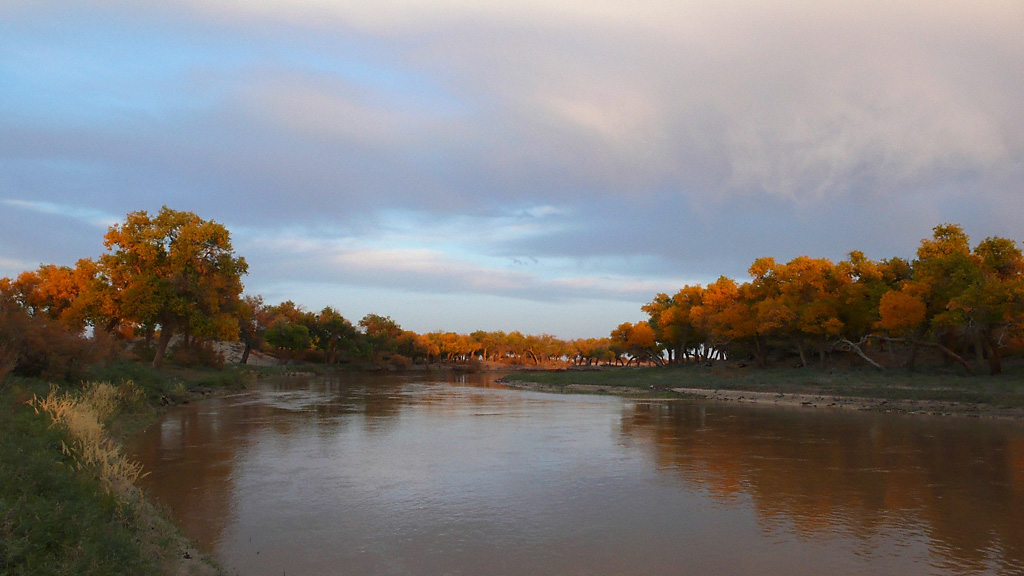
[
  {"x1": 906, "y1": 339, "x2": 919, "y2": 371},
  {"x1": 754, "y1": 335, "x2": 767, "y2": 368},
  {"x1": 152, "y1": 322, "x2": 176, "y2": 369},
  {"x1": 838, "y1": 338, "x2": 884, "y2": 370},
  {"x1": 934, "y1": 342, "x2": 975, "y2": 375},
  {"x1": 866, "y1": 334, "x2": 973, "y2": 375},
  {"x1": 240, "y1": 343, "x2": 251, "y2": 364},
  {"x1": 985, "y1": 335, "x2": 1003, "y2": 375},
  {"x1": 104, "y1": 318, "x2": 120, "y2": 334},
  {"x1": 796, "y1": 343, "x2": 808, "y2": 368}
]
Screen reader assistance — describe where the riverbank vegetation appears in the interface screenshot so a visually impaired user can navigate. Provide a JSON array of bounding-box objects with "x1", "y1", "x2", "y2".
[
  {"x1": 0, "y1": 368, "x2": 235, "y2": 575},
  {"x1": 1, "y1": 381, "x2": 151, "y2": 575}
]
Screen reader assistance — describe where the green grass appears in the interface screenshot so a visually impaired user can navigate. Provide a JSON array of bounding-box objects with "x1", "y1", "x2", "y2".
[
  {"x1": 0, "y1": 381, "x2": 152, "y2": 576},
  {"x1": 512, "y1": 363, "x2": 1024, "y2": 407},
  {"x1": 88, "y1": 360, "x2": 247, "y2": 396},
  {"x1": 1, "y1": 363, "x2": 243, "y2": 576}
]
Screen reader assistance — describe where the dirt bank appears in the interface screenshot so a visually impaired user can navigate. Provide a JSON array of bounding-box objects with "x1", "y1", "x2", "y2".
[{"x1": 499, "y1": 379, "x2": 1024, "y2": 420}]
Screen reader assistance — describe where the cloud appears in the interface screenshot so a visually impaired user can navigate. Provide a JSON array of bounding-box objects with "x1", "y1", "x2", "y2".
[
  {"x1": 2, "y1": 0, "x2": 1023, "y2": 336},
  {"x1": 238, "y1": 221, "x2": 693, "y2": 306},
  {"x1": 2, "y1": 199, "x2": 119, "y2": 228},
  {"x1": 7, "y1": 0, "x2": 1022, "y2": 211}
]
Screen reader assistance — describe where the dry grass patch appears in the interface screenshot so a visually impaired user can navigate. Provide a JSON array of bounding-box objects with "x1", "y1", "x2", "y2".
[{"x1": 29, "y1": 381, "x2": 147, "y2": 503}]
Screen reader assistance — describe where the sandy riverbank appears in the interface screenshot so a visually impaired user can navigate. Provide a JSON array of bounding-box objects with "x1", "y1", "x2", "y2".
[{"x1": 499, "y1": 379, "x2": 1024, "y2": 420}]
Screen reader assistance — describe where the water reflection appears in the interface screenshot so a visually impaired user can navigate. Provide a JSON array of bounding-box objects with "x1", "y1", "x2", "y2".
[
  {"x1": 128, "y1": 374, "x2": 1024, "y2": 576},
  {"x1": 619, "y1": 401, "x2": 1024, "y2": 574}
]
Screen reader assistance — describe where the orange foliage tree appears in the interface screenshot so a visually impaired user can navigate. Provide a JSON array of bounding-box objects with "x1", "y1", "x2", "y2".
[{"x1": 98, "y1": 207, "x2": 248, "y2": 368}]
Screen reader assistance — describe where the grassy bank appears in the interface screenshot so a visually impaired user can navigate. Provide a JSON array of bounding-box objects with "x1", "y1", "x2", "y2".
[
  {"x1": 0, "y1": 362, "x2": 252, "y2": 576},
  {"x1": 505, "y1": 363, "x2": 1024, "y2": 411},
  {"x1": 1, "y1": 382, "x2": 151, "y2": 576}
]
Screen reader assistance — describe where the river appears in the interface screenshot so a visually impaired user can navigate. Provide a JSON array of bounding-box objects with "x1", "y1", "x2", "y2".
[{"x1": 126, "y1": 372, "x2": 1024, "y2": 575}]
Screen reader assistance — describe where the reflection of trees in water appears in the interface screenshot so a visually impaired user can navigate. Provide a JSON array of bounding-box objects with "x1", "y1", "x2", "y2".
[
  {"x1": 619, "y1": 402, "x2": 1024, "y2": 573},
  {"x1": 313, "y1": 372, "x2": 514, "y2": 428}
]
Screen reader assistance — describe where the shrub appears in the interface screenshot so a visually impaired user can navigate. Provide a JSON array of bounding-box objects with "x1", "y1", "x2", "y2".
[
  {"x1": 86, "y1": 360, "x2": 163, "y2": 392},
  {"x1": 193, "y1": 370, "x2": 246, "y2": 390},
  {"x1": 0, "y1": 298, "x2": 101, "y2": 383},
  {"x1": 168, "y1": 339, "x2": 224, "y2": 369},
  {"x1": 388, "y1": 354, "x2": 412, "y2": 370},
  {"x1": 0, "y1": 343, "x2": 16, "y2": 387},
  {"x1": 301, "y1": 348, "x2": 326, "y2": 363},
  {"x1": 129, "y1": 341, "x2": 156, "y2": 363}
]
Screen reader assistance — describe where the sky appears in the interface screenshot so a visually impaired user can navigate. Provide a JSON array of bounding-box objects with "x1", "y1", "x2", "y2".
[{"x1": 2, "y1": 0, "x2": 1023, "y2": 339}]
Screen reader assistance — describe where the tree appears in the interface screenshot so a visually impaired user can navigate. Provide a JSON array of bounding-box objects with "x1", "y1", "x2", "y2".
[
  {"x1": 98, "y1": 207, "x2": 247, "y2": 368},
  {"x1": 913, "y1": 224, "x2": 977, "y2": 329},
  {"x1": 773, "y1": 256, "x2": 848, "y2": 367},
  {"x1": 690, "y1": 276, "x2": 755, "y2": 364},
  {"x1": 947, "y1": 236, "x2": 1024, "y2": 374},
  {"x1": 9, "y1": 259, "x2": 103, "y2": 333},
  {"x1": 901, "y1": 224, "x2": 979, "y2": 371},
  {"x1": 358, "y1": 313, "x2": 403, "y2": 365},
  {"x1": 265, "y1": 319, "x2": 312, "y2": 364},
  {"x1": 642, "y1": 294, "x2": 678, "y2": 362},
  {"x1": 0, "y1": 278, "x2": 104, "y2": 383},
  {"x1": 310, "y1": 307, "x2": 358, "y2": 364},
  {"x1": 835, "y1": 251, "x2": 891, "y2": 342},
  {"x1": 877, "y1": 289, "x2": 927, "y2": 336},
  {"x1": 610, "y1": 321, "x2": 662, "y2": 366},
  {"x1": 237, "y1": 295, "x2": 273, "y2": 364}
]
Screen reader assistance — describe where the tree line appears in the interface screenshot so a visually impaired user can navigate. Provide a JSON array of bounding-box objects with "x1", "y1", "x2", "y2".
[
  {"x1": 236, "y1": 298, "x2": 618, "y2": 369},
  {"x1": 2, "y1": 207, "x2": 1022, "y2": 380},
  {"x1": 0, "y1": 207, "x2": 623, "y2": 378},
  {"x1": 629, "y1": 224, "x2": 1024, "y2": 375}
]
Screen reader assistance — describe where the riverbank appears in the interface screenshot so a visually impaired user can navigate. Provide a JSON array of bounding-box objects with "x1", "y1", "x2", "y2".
[
  {"x1": 499, "y1": 363, "x2": 1024, "y2": 420},
  {"x1": 0, "y1": 362, "x2": 253, "y2": 576}
]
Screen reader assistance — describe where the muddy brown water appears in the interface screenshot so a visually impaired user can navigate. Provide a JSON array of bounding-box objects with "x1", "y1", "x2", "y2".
[{"x1": 127, "y1": 373, "x2": 1024, "y2": 575}]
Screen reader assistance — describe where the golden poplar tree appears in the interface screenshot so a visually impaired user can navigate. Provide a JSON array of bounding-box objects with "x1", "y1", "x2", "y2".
[{"x1": 98, "y1": 207, "x2": 247, "y2": 368}]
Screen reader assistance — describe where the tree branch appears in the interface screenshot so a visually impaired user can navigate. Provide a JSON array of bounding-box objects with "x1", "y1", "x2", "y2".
[{"x1": 834, "y1": 337, "x2": 884, "y2": 370}]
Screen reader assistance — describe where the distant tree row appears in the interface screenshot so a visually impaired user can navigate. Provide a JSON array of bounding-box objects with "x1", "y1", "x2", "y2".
[
  {"x1": 3, "y1": 209, "x2": 1020, "y2": 379},
  {"x1": 238, "y1": 296, "x2": 621, "y2": 369},
  {"x1": 631, "y1": 224, "x2": 1024, "y2": 375}
]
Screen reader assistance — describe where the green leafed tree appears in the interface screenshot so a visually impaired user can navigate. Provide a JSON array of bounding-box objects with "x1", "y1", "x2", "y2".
[
  {"x1": 948, "y1": 236, "x2": 1024, "y2": 374},
  {"x1": 358, "y1": 313, "x2": 403, "y2": 365},
  {"x1": 311, "y1": 306, "x2": 358, "y2": 364},
  {"x1": 265, "y1": 319, "x2": 312, "y2": 364}
]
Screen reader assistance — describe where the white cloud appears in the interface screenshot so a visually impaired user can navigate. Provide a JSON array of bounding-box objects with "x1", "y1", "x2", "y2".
[{"x1": 2, "y1": 199, "x2": 119, "y2": 228}]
